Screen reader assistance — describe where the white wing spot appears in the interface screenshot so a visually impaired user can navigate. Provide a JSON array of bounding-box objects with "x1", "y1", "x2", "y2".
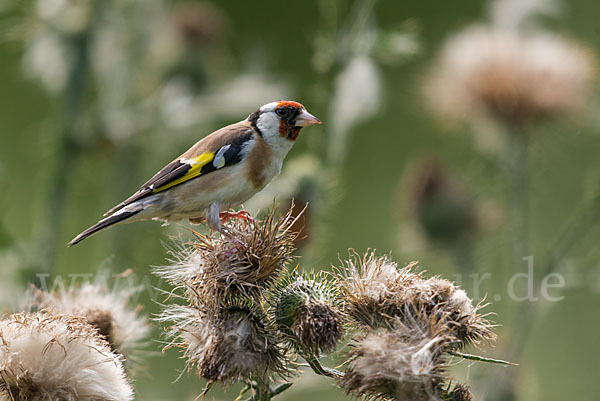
[{"x1": 213, "y1": 144, "x2": 230, "y2": 169}]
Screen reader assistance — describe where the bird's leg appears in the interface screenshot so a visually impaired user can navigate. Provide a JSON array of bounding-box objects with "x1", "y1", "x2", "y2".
[
  {"x1": 202, "y1": 203, "x2": 242, "y2": 245},
  {"x1": 205, "y1": 202, "x2": 222, "y2": 232}
]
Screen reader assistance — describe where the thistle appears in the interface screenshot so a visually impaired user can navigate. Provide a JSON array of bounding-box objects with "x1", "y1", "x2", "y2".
[
  {"x1": 156, "y1": 206, "x2": 301, "y2": 309},
  {"x1": 156, "y1": 223, "x2": 504, "y2": 401},
  {"x1": 0, "y1": 312, "x2": 133, "y2": 401},
  {"x1": 270, "y1": 271, "x2": 345, "y2": 356},
  {"x1": 25, "y1": 281, "x2": 150, "y2": 367},
  {"x1": 336, "y1": 252, "x2": 499, "y2": 401},
  {"x1": 341, "y1": 317, "x2": 450, "y2": 401},
  {"x1": 160, "y1": 302, "x2": 287, "y2": 384},
  {"x1": 446, "y1": 383, "x2": 472, "y2": 401},
  {"x1": 155, "y1": 206, "x2": 302, "y2": 390},
  {"x1": 335, "y1": 251, "x2": 422, "y2": 329},
  {"x1": 336, "y1": 251, "x2": 495, "y2": 348},
  {"x1": 400, "y1": 277, "x2": 496, "y2": 348},
  {"x1": 424, "y1": 25, "x2": 594, "y2": 126}
]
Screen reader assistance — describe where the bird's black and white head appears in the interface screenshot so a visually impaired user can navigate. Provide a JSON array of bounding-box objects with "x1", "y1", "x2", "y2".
[{"x1": 248, "y1": 101, "x2": 321, "y2": 145}]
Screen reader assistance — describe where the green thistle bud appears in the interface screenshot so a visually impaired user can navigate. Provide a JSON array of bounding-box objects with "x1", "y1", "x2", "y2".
[{"x1": 271, "y1": 272, "x2": 345, "y2": 356}]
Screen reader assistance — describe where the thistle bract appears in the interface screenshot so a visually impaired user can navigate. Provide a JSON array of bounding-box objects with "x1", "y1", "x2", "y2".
[
  {"x1": 156, "y1": 207, "x2": 300, "y2": 308},
  {"x1": 271, "y1": 272, "x2": 345, "y2": 356},
  {"x1": 26, "y1": 281, "x2": 150, "y2": 366},
  {"x1": 160, "y1": 302, "x2": 287, "y2": 384}
]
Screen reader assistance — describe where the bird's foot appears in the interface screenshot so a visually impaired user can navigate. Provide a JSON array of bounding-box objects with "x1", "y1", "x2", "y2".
[{"x1": 219, "y1": 210, "x2": 254, "y2": 225}]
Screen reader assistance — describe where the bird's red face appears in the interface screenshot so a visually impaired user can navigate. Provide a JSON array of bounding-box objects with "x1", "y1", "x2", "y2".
[
  {"x1": 250, "y1": 101, "x2": 321, "y2": 143},
  {"x1": 274, "y1": 101, "x2": 321, "y2": 141}
]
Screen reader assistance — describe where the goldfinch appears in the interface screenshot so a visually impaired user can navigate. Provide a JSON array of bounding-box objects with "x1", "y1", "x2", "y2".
[{"x1": 69, "y1": 101, "x2": 321, "y2": 246}]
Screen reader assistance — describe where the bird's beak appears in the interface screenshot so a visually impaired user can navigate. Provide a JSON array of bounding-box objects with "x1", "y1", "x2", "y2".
[{"x1": 295, "y1": 109, "x2": 322, "y2": 127}]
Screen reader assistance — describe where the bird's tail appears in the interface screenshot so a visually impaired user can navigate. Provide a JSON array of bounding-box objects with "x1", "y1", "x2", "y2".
[{"x1": 68, "y1": 210, "x2": 140, "y2": 246}]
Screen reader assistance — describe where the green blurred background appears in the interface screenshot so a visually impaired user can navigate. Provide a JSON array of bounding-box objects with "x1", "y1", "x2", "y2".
[{"x1": 1, "y1": 0, "x2": 600, "y2": 400}]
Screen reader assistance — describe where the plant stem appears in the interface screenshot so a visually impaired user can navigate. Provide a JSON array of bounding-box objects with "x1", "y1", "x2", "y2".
[
  {"x1": 304, "y1": 355, "x2": 344, "y2": 379},
  {"x1": 487, "y1": 127, "x2": 600, "y2": 401},
  {"x1": 508, "y1": 126, "x2": 530, "y2": 269},
  {"x1": 198, "y1": 381, "x2": 213, "y2": 401},
  {"x1": 243, "y1": 382, "x2": 293, "y2": 401},
  {"x1": 34, "y1": 2, "x2": 103, "y2": 277},
  {"x1": 255, "y1": 378, "x2": 271, "y2": 401},
  {"x1": 35, "y1": 28, "x2": 90, "y2": 276},
  {"x1": 483, "y1": 126, "x2": 530, "y2": 401}
]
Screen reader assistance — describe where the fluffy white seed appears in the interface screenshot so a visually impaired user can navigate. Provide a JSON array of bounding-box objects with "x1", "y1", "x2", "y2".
[
  {"x1": 28, "y1": 282, "x2": 150, "y2": 364},
  {"x1": 0, "y1": 312, "x2": 133, "y2": 401}
]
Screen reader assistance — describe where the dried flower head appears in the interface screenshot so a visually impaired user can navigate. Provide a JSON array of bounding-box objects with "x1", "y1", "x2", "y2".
[
  {"x1": 26, "y1": 282, "x2": 150, "y2": 366},
  {"x1": 156, "y1": 206, "x2": 301, "y2": 308},
  {"x1": 404, "y1": 158, "x2": 478, "y2": 242},
  {"x1": 336, "y1": 252, "x2": 495, "y2": 347},
  {"x1": 448, "y1": 383, "x2": 473, "y2": 401},
  {"x1": 159, "y1": 302, "x2": 286, "y2": 384},
  {"x1": 0, "y1": 312, "x2": 133, "y2": 401},
  {"x1": 399, "y1": 277, "x2": 496, "y2": 348},
  {"x1": 425, "y1": 25, "x2": 595, "y2": 125},
  {"x1": 335, "y1": 251, "x2": 422, "y2": 329},
  {"x1": 271, "y1": 272, "x2": 345, "y2": 356},
  {"x1": 341, "y1": 318, "x2": 450, "y2": 401},
  {"x1": 169, "y1": 1, "x2": 226, "y2": 47}
]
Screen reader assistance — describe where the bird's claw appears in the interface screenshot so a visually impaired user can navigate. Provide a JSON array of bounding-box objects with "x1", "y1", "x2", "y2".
[{"x1": 219, "y1": 210, "x2": 254, "y2": 225}]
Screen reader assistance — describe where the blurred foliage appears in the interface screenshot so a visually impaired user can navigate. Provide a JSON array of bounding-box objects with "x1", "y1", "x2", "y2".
[{"x1": 1, "y1": 0, "x2": 600, "y2": 400}]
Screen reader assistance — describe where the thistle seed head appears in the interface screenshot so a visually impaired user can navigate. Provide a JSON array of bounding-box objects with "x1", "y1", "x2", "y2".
[
  {"x1": 448, "y1": 383, "x2": 472, "y2": 401},
  {"x1": 335, "y1": 251, "x2": 422, "y2": 329},
  {"x1": 400, "y1": 277, "x2": 496, "y2": 348},
  {"x1": 336, "y1": 252, "x2": 495, "y2": 347},
  {"x1": 271, "y1": 272, "x2": 345, "y2": 356},
  {"x1": 0, "y1": 312, "x2": 133, "y2": 401},
  {"x1": 25, "y1": 282, "x2": 150, "y2": 366},
  {"x1": 425, "y1": 25, "x2": 595, "y2": 125},
  {"x1": 160, "y1": 302, "x2": 287, "y2": 384},
  {"x1": 156, "y1": 206, "x2": 300, "y2": 308},
  {"x1": 341, "y1": 318, "x2": 450, "y2": 401}
]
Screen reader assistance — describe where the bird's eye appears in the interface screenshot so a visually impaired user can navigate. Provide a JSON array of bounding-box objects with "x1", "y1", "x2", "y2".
[{"x1": 275, "y1": 108, "x2": 288, "y2": 117}]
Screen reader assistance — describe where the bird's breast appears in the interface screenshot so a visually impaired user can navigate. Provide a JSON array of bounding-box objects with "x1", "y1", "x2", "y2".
[{"x1": 244, "y1": 136, "x2": 280, "y2": 189}]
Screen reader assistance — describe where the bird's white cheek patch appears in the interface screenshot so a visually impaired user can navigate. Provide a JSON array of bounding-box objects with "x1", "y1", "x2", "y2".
[{"x1": 257, "y1": 113, "x2": 280, "y2": 136}]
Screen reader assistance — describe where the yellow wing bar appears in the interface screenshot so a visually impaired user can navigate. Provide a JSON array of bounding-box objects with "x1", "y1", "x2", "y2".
[{"x1": 152, "y1": 152, "x2": 215, "y2": 193}]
